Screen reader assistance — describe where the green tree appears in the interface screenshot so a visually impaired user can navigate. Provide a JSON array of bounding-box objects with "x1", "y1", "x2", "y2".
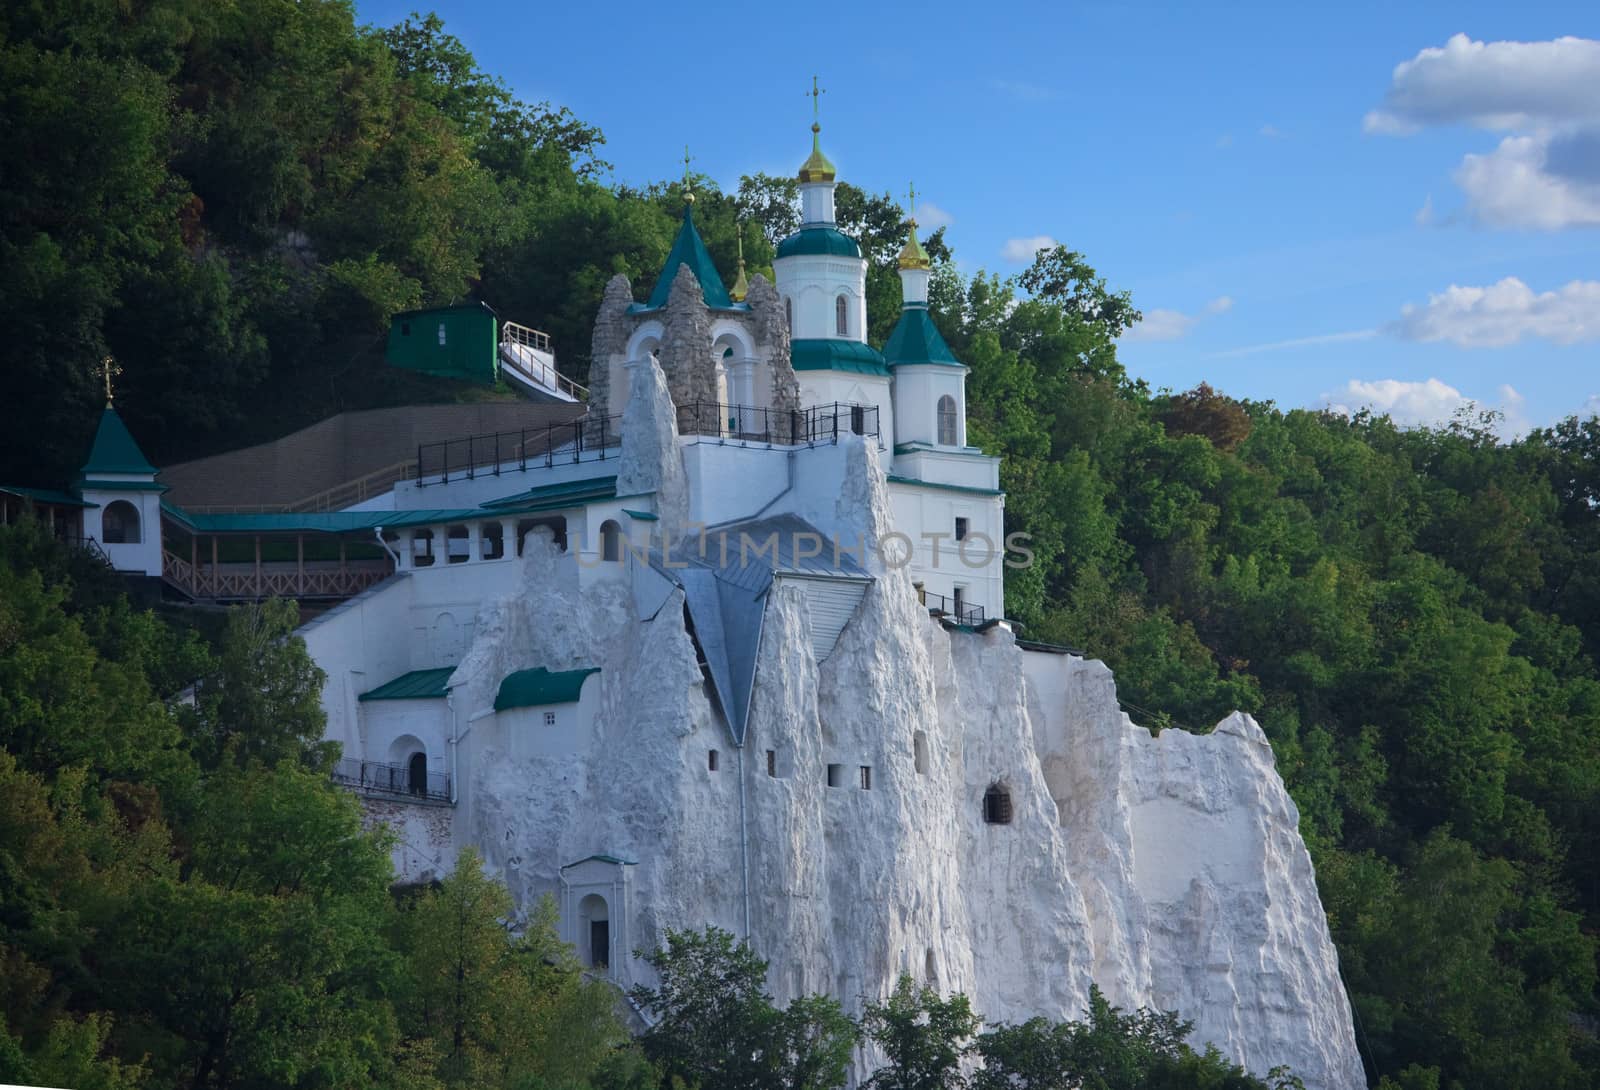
[{"x1": 862, "y1": 974, "x2": 980, "y2": 1090}]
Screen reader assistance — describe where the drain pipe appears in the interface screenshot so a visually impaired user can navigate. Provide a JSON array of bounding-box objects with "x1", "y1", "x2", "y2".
[
  {"x1": 737, "y1": 742, "x2": 751, "y2": 938},
  {"x1": 374, "y1": 527, "x2": 401, "y2": 567}
]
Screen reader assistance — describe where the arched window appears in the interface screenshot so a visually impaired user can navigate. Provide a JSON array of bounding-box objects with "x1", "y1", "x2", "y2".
[
  {"x1": 983, "y1": 783, "x2": 1012, "y2": 825},
  {"x1": 937, "y1": 395, "x2": 959, "y2": 446},
  {"x1": 835, "y1": 294, "x2": 848, "y2": 336},
  {"x1": 101, "y1": 500, "x2": 141, "y2": 544},
  {"x1": 599, "y1": 519, "x2": 622, "y2": 562},
  {"x1": 408, "y1": 752, "x2": 428, "y2": 796}
]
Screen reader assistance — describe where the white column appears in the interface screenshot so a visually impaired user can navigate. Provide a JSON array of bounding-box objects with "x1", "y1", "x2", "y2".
[
  {"x1": 467, "y1": 521, "x2": 483, "y2": 562},
  {"x1": 501, "y1": 518, "x2": 518, "y2": 559}
]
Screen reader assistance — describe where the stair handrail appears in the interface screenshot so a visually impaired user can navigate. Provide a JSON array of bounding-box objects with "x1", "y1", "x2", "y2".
[{"x1": 499, "y1": 321, "x2": 588, "y2": 401}]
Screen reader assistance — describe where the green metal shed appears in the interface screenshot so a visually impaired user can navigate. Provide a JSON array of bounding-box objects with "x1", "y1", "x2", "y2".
[{"x1": 386, "y1": 302, "x2": 499, "y2": 384}]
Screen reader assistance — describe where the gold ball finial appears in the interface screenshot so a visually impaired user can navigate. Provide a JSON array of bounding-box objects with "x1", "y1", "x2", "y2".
[{"x1": 681, "y1": 145, "x2": 695, "y2": 205}]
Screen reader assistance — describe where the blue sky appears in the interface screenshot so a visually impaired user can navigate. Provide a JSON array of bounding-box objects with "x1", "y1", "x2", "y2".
[{"x1": 354, "y1": 0, "x2": 1599, "y2": 430}]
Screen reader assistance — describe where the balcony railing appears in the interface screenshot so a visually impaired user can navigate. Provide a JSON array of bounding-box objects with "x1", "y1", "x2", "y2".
[
  {"x1": 920, "y1": 588, "x2": 986, "y2": 627},
  {"x1": 674, "y1": 400, "x2": 880, "y2": 445},
  {"x1": 416, "y1": 413, "x2": 624, "y2": 483},
  {"x1": 331, "y1": 757, "x2": 452, "y2": 803},
  {"x1": 162, "y1": 550, "x2": 391, "y2": 602}
]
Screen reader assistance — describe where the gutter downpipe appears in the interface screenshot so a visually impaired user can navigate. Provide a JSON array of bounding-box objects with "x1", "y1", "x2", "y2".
[
  {"x1": 738, "y1": 742, "x2": 751, "y2": 939},
  {"x1": 374, "y1": 526, "x2": 402, "y2": 568}
]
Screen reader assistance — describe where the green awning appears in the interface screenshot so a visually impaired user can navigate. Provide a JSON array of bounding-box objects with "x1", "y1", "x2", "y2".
[
  {"x1": 359, "y1": 666, "x2": 456, "y2": 701},
  {"x1": 494, "y1": 666, "x2": 600, "y2": 711}
]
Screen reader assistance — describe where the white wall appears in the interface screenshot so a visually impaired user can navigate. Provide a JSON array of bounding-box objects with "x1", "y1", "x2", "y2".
[
  {"x1": 82, "y1": 485, "x2": 163, "y2": 577},
  {"x1": 891, "y1": 366, "x2": 968, "y2": 449},
  {"x1": 361, "y1": 698, "x2": 451, "y2": 774},
  {"x1": 775, "y1": 253, "x2": 867, "y2": 342},
  {"x1": 497, "y1": 672, "x2": 602, "y2": 760},
  {"x1": 887, "y1": 482, "x2": 1006, "y2": 621}
]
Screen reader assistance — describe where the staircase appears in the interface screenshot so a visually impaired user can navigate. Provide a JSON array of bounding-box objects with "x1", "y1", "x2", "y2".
[{"x1": 499, "y1": 321, "x2": 587, "y2": 403}]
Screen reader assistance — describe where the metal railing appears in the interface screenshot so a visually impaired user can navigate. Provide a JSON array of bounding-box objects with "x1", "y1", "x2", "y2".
[
  {"x1": 500, "y1": 322, "x2": 587, "y2": 401},
  {"x1": 674, "y1": 401, "x2": 880, "y2": 445},
  {"x1": 331, "y1": 757, "x2": 451, "y2": 803},
  {"x1": 416, "y1": 413, "x2": 624, "y2": 483},
  {"x1": 920, "y1": 588, "x2": 986, "y2": 627}
]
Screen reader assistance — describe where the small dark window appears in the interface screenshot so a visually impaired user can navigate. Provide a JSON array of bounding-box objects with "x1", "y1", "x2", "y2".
[
  {"x1": 937, "y1": 395, "x2": 958, "y2": 445},
  {"x1": 708, "y1": 750, "x2": 719, "y2": 772},
  {"x1": 600, "y1": 519, "x2": 622, "y2": 562},
  {"x1": 767, "y1": 750, "x2": 777, "y2": 777},
  {"x1": 437, "y1": 322, "x2": 447, "y2": 346},
  {"x1": 860, "y1": 766, "x2": 872, "y2": 790},
  {"x1": 851, "y1": 404, "x2": 866, "y2": 434},
  {"x1": 835, "y1": 294, "x2": 849, "y2": 336},
  {"x1": 826, "y1": 763, "x2": 843, "y2": 788},
  {"x1": 984, "y1": 784, "x2": 1013, "y2": 825},
  {"x1": 914, "y1": 731, "x2": 929, "y2": 775},
  {"x1": 543, "y1": 711, "x2": 556, "y2": 727},
  {"x1": 953, "y1": 586, "x2": 966, "y2": 620},
  {"x1": 954, "y1": 517, "x2": 969, "y2": 541},
  {"x1": 785, "y1": 297, "x2": 793, "y2": 329}
]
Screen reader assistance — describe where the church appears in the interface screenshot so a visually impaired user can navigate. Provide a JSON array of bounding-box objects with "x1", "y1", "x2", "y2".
[{"x1": 1, "y1": 111, "x2": 1368, "y2": 1090}]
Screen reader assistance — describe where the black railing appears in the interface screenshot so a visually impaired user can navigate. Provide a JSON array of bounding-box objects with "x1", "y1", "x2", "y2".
[
  {"x1": 921, "y1": 589, "x2": 986, "y2": 627},
  {"x1": 674, "y1": 401, "x2": 880, "y2": 445},
  {"x1": 331, "y1": 757, "x2": 452, "y2": 803},
  {"x1": 416, "y1": 402, "x2": 881, "y2": 485},
  {"x1": 417, "y1": 414, "x2": 624, "y2": 484}
]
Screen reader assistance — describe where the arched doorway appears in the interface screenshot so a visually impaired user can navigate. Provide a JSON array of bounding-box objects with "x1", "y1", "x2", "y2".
[
  {"x1": 102, "y1": 500, "x2": 141, "y2": 544},
  {"x1": 408, "y1": 752, "x2": 428, "y2": 796},
  {"x1": 579, "y1": 893, "x2": 610, "y2": 969}
]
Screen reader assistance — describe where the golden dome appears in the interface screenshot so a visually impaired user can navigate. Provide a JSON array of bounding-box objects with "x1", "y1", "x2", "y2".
[
  {"x1": 897, "y1": 218, "x2": 931, "y2": 270},
  {"x1": 798, "y1": 124, "x2": 836, "y2": 184}
]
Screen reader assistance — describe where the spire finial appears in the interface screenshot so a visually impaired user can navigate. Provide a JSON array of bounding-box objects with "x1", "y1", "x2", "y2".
[
  {"x1": 730, "y1": 224, "x2": 750, "y2": 302},
  {"x1": 100, "y1": 355, "x2": 122, "y2": 408},
  {"x1": 681, "y1": 145, "x2": 695, "y2": 205},
  {"x1": 808, "y1": 75, "x2": 826, "y2": 132},
  {"x1": 907, "y1": 181, "x2": 919, "y2": 227},
  {"x1": 897, "y1": 184, "x2": 932, "y2": 272},
  {"x1": 797, "y1": 77, "x2": 837, "y2": 184}
]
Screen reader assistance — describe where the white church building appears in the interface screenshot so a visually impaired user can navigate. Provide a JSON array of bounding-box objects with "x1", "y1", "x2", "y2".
[{"x1": 4, "y1": 114, "x2": 1367, "y2": 1090}]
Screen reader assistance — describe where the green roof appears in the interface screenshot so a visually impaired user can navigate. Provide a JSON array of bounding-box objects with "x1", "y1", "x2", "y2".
[
  {"x1": 886, "y1": 474, "x2": 1003, "y2": 497},
  {"x1": 622, "y1": 508, "x2": 658, "y2": 521},
  {"x1": 494, "y1": 666, "x2": 600, "y2": 711},
  {"x1": 81, "y1": 408, "x2": 156, "y2": 476},
  {"x1": 0, "y1": 485, "x2": 97, "y2": 508},
  {"x1": 162, "y1": 502, "x2": 497, "y2": 535},
  {"x1": 776, "y1": 227, "x2": 861, "y2": 260},
  {"x1": 791, "y1": 339, "x2": 889, "y2": 376},
  {"x1": 884, "y1": 305, "x2": 964, "y2": 368},
  {"x1": 482, "y1": 475, "x2": 617, "y2": 510},
  {"x1": 646, "y1": 206, "x2": 732, "y2": 310},
  {"x1": 359, "y1": 666, "x2": 456, "y2": 701},
  {"x1": 561, "y1": 854, "x2": 637, "y2": 869}
]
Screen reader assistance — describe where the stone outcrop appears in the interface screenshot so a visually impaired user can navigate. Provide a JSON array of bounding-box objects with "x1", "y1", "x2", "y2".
[
  {"x1": 615, "y1": 355, "x2": 689, "y2": 529},
  {"x1": 660, "y1": 265, "x2": 714, "y2": 411},
  {"x1": 746, "y1": 273, "x2": 800, "y2": 426},
  {"x1": 449, "y1": 435, "x2": 1366, "y2": 1090},
  {"x1": 586, "y1": 274, "x2": 634, "y2": 424}
]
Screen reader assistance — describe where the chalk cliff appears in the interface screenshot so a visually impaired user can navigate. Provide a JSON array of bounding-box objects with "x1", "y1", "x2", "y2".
[{"x1": 443, "y1": 421, "x2": 1365, "y2": 1089}]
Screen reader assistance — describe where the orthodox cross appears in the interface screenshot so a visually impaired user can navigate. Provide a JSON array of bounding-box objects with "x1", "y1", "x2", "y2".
[
  {"x1": 681, "y1": 145, "x2": 695, "y2": 204},
  {"x1": 100, "y1": 356, "x2": 122, "y2": 407},
  {"x1": 808, "y1": 76, "x2": 826, "y2": 124},
  {"x1": 907, "y1": 181, "x2": 919, "y2": 226}
]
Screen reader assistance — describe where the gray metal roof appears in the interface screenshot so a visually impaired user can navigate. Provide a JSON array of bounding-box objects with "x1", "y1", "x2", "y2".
[{"x1": 643, "y1": 514, "x2": 871, "y2": 745}]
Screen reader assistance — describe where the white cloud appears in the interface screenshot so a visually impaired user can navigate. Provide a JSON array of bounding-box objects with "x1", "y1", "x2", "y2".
[
  {"x1": 1322, "y1": 378, "x2": 1532, "y2": 435},
  {"x1": 1454, "y1": 131, "x2": 1600, "y2": 228},
  {"x1": 1258, "y1": 123, "x2": 1285, "y2": 139},
  {"x1": 1001, "y1": 235, "x2": 1057, "y2": 262},
  {"x1": 1122, "y1": 297, "x2": 1234, "y2": 343},
  {"x1": 914, "y1": 201, "x2": 954, "y2": 230},
  {"x1": 1585, "y1": 394, "x2": 1600, "y2": 418},
  {"x1": 1215, "y1": 133, "x2": 1234, "y2": 149},
  {"x1": 1390, "y1": 277, "x2": 1600, "y2": 347},
  {"x1": 1209, "y1": 329, "x2": 1378, "y2": 359},
  {"x1": 1415, "y1": 194, "x2": 1435, "y2": 226},
  {"x1": 1365, "y1": 33, "x2": 1600, "y2": 133}
]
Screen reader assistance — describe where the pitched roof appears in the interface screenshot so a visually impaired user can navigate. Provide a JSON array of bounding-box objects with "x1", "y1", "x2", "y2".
[
  {"x1": 359, "y1": 666, "x2": 457, "y2": 701},
  {"x1": 884, "y1": 305, "x2": 964, "y2": 368},
  {"x1": 81, "y1": 408, "x2": 156, "y2": 476},
  {"x1": 646, "y1": 206, "x2": 732, "y2": 310},
  {"x1": 791, "y1": 339, "x2": 889, "y2": 376},
  {"x1": 481, "y1": 474, "x2": 617, "y2": 510},
  {"x1": 0, "y1": 485, "x2": 98, "y2": 508},
  {"x1": 494, "y1": 666, "x2": 600, "y2": 711}
]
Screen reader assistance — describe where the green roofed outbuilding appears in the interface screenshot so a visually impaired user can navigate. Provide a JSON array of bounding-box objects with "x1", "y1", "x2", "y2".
[{"x1": 387, "y1": 302, "x2": 499, "y2": 385}]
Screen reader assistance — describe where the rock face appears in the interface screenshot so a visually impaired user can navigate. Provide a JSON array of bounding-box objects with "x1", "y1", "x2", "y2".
[{"x1": 448, "y1": 435, "x2": 1365, "y2": 1090}]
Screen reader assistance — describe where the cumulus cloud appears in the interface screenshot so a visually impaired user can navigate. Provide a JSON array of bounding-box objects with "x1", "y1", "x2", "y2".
[
  {"x1": 1454, "y1": 132, "x2": 1600, "y2": 228},
  {"x1": 1366, "y1": 34, "x2": 1600, "y2": 229},
  {"x1": 1001, "y1": 235, "x2": 1057, "y2": 262},
  {"x1": 914, "y1": 201, "x2": 954, "y2": 230},
  {"x1": 1389, "y1": 277, "x2": 1600, "y2": 347},
  {"x1": 1322, "y1": 378, "x2": 1530, "y2": 433},
  {"x1": 1122, "y1": 297, "x2": 1234, "y2": 343},
  {"x1": 1365, "y1": 33, "x2": 1600, "y2": 133}
]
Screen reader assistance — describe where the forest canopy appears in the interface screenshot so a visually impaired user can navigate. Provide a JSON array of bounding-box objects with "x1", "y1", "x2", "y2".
[{"x1": 2, "y1": 3, "x2": 1599, "y2": 1089}]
